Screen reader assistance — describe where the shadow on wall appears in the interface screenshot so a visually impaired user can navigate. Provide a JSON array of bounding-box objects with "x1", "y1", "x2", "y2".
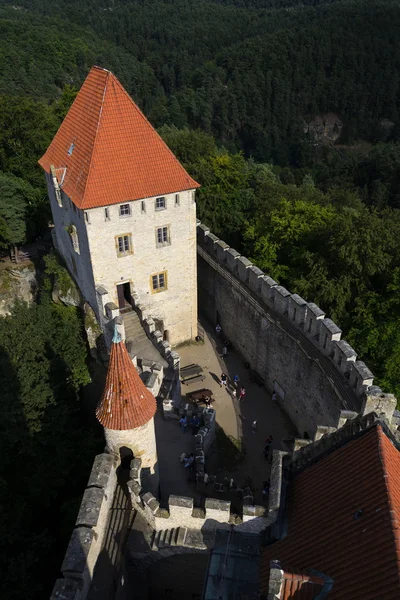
[{"x1": 50, "y1": 455, "x2": 134, "y2": 600}]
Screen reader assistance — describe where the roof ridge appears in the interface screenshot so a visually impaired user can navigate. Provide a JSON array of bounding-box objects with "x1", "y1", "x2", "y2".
[{"x1": 80, "y1": 68, "x2": 111, "y2": 209}]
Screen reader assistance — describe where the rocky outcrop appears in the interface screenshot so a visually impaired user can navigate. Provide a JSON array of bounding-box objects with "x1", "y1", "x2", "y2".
[
  {"x1": 303, "y1": 112, "x2": 343, "y2": 143},
  {"x1": 0, "y1": 265, "x2": 38, "y2": 316},
  {"x1": 51, "y1": 271, "x2": 81, "y2": 307}
]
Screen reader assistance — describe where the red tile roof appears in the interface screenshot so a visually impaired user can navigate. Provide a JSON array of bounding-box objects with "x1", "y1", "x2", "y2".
[
  {"x1": 260, "y1": 425, "x2": 400, "y2": 599},
  {"x1": 96, "y1": 333, "x2": 156, "y2": 430},
  {"x1": 274, "y1": 567, "x2": 325, "y2": 599},
  {"x1": 39, "y1": 66, "x2": 199, "y2": 209}
]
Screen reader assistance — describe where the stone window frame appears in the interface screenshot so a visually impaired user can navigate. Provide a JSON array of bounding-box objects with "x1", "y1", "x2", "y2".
[
  {"x1": 155, "y1": 225, "x2": 171, "y2": 248},
  {"x1": 119, "y1": 203, "x2": 131, "y2": 218},
  {"x1": 150, "y1": 271, "x2": 167, "y2": 293},
  {"x1": 104, "y1": 207, "x2": 110, "y2": 221},
  {"x1": 84, "y1": 211, "x2": 90, "y2": 224},
  {"x1": 175, "y1": 193, "x2": 180, "y2": 206},
  {"x1": 115, "y1": 233, "x2": 133, "y2": 257},
  {"x1": 141, "y1": 200, "x2": 146, "y2": 213},
  {"x1": 68, "y1": 224, "x2": 80, "y2": 254},
  {"x1": 155, "y1": 196, "x2": 166, "y2": 211}
]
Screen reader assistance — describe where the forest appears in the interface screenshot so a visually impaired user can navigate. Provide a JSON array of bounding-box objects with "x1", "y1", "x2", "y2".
[{"x1": 1, "y1": 0, "x2": 400, "y2": 597}]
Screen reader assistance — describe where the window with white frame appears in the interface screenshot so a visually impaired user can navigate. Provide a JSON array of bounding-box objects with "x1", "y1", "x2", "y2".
[
  {"x1": 155, "y1": 197, "x2": 166, "y2": 210},
  {"x1": 119, "y1": 203, "x2": 131, "y2": 217},
  {"x1": 116, "y1": 234, "x2": 133, "y2": 256},
  {"x1": 151, "y1": 271, "x2": 167, "y2": 292},
  {"x1": 156, "y1": 225, "x2": 170, "y2": 247}
]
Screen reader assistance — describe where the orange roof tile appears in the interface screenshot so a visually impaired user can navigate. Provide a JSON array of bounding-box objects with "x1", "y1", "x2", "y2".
[
  {"x1": 39, "y1": 66, "x2": 199, "y2": 209},
  {"x1": 96, "y1": 332, "x2": 156, "y2": 430},
  {"x1": 260, "y1": 425, "x2": 400, "y2": 600},
  {"x1": 275, "y1": 567, "x2": 326, "y2": 599}
]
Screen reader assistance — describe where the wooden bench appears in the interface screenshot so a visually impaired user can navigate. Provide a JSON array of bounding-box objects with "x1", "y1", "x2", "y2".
[
  {"x1": 180, "y1": 363, "x2": 203, "y2": 378},
  {"x1": 181, "y1": 373, "x2": 206, "y2": 386}
]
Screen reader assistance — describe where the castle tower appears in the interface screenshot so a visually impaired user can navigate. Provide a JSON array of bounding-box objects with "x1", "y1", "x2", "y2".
[
  {"x1": 39, "y1": 66, "x2": 200, "y2": 346},
  {"x1": 96, "y1": 329, "x2": 158, "y2": 494}
]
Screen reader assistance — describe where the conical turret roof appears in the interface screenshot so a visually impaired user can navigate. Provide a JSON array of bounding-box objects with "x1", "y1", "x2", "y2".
[{"x1": 96, "y1": 330, "x2": 157, "y2": 430}]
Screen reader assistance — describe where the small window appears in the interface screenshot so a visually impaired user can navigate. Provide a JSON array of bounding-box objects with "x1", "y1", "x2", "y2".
[
  {"x1": 55, "y1": 188, "x2": 62, "y2": 207},
  {"x1": 119, "y1": 204, "x2": 131, "y2": 217},
  {"x1": 116, "y1": 234, "x2": 133, "y2": 256},
  {"x1": 105, "y1": 207, "x2": 110, "y2": 221},
  {"x1": 141, "y1": 200, "x2": 146, "y2": 213},
  {"x1": 175, "y1": 194, "x2": 180, "y2": 206},
  {"x1": 155, "y1": 197, "x2": 166, "y2": 210},
  {"x1": 156, "y1": 226, "x2": 170, "y2": 247},
  {"x1": 323, "y1": 334, "x2": 328, "y2": 349},
  {"x1": 69, "y1": 224, "x2": 80, "y2": 254},
  {"x1": 151, "y1": 271, "x2": 167, "y2": 293},
  {"x1": 84, "y1": 211, "x2": 90, "y2": 224}
]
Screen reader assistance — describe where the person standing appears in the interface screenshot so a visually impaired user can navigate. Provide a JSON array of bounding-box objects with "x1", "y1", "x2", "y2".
[
  {"x1": 222, "y1": 345, "x2": 228, "y2": 358},
  {"x1": 216, "y1": 323, "x2": 222, "y2": 337},
  {"x1": 191, "y1": 415, "x2": 200, "y2": 435},
  {"x1": 233, "y1": 375, "x2": 240, "y2": 388},
  {"x1": 179, "y1": 415, "x2": 187, "y2": 433},
  {"x1": 252, "y1": 420, "x2": 257, "y2": 433},
  {"x1": 240, "y1": 387, "x2": 246, "y2": 401},
  {"x1": 220, "y1": 373, "x2": 228, "y2": 387}
]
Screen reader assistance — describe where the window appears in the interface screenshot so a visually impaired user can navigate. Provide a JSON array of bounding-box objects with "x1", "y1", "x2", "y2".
[
  {"x1": 156, "y1": 225, "x2": 170, "y2": 247},
  {"x1": 69, "y1": 224, "x2": 80, "y2": 254},
  {"x1": 141, "y1": 200, "x2": 146, "y2": 213},
  {"x1": 84, "y1": 211, "x2": 90, "y2": 224},
  {"x1": 192, "y1": 190, "x2": 196, "y2": 202},
  {"x1": 155, "y1": 197, "x2": 166, "y2": 210},
  {"x1": 151, "y1": 271, "x2": 167, "y2": 293},
  {"x1": 116, "y1": 234, "x2": 133, "y2": 256},
  {"x1": 119, "y1": 204, "x2": 131, "y2": 217},
  {"x1": 105, "y1": 207, "x2": 110, "y2": 221},
  {"x1": 175, "y1": 194, "x2": 180, "y2": 206}
]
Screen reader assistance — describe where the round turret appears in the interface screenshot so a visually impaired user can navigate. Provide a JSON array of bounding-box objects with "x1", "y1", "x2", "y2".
[{"x1": 96, "y1": 329, "x2": 158, "y2": 493}]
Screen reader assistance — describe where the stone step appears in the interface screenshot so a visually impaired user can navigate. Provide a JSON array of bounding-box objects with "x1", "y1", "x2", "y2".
[{"x1": 150, "y1": 527, "x2": 188, "y2": 550}]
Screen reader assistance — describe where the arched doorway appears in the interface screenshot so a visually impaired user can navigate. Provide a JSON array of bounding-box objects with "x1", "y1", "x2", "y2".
[
  {"x1": 119, "y1": 446, "x2": 133, "y2": 469},
  {"x1": 163, "y1": 329, "x2": 169, "y2": 342}
]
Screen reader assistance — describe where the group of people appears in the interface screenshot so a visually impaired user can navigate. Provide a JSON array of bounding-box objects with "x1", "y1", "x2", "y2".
[
  {"x1": 179, "y1": 414, "x2": 201, "y2": 435},
  {"x1": 220, "y1": 372, "x2": 246, "y2": 400},
  {"x1": 263, "y1": 435, "x2": 273, "y2": 462}
]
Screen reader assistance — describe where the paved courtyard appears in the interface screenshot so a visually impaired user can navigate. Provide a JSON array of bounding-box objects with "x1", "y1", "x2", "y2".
[{"x1": 156, "y1": 318, "x2": 297, "y2": 506}]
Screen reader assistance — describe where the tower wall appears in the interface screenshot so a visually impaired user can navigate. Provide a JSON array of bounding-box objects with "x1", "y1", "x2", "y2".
[
  {"x1": 105, "y1": 417, "x2": 159, "y2": 494},
  {"x1": 85, "y1": 189, "x2": 198, "y2": 346}
]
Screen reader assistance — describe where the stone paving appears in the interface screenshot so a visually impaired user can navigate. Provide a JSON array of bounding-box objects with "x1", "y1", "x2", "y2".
[{"x1": 156, "y1": 318, "x2": 297, "y2": 505}]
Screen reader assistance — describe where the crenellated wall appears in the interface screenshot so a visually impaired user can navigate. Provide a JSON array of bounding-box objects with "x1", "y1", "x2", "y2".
[{"x1": 196, "y1": 221, "x2": 395, "y2": 437}]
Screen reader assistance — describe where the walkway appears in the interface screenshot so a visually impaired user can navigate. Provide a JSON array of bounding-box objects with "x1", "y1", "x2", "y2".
[{"x1": 123, "y1": 310, "x2": 168, "y2": 368}]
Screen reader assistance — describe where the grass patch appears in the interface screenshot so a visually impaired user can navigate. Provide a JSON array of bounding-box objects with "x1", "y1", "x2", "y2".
[{"x1": 215, "y1": 425, "x2": 246, "y2": 472}]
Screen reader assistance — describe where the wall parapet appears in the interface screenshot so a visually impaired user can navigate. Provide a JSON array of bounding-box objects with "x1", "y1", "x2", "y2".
[{"x1": 196, "y1": 221, "x2": 396, "y2": 416}]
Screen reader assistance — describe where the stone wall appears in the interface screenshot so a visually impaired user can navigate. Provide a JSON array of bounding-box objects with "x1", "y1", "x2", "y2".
[
  {"x1": 50, "y1": 453, "x2": 117, "y2": 600},
  {"x1": 197, "y1": 222, "x2": 393, "y2": 437},
  {"x1": 85, "y1": 189, "x2": 198, "y2": 346}
]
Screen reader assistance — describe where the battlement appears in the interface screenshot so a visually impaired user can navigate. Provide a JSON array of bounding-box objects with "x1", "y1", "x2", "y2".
[{"x1": 196, "y1": 221, "x2": 397, "y2": 435}]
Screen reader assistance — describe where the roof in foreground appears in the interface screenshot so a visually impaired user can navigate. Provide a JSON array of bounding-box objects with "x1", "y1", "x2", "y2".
[
  {"x1": 39, "y1": 66, "x2": 200, "y2": 209},
  {"x1": 260, "y1": 423, "x2": 400, "y2": 599},
  {"x1": 96, "y1": 331, "x2": 156, "y2": 430}
]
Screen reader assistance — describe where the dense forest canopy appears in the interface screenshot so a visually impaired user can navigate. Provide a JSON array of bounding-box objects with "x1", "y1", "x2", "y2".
[{"x1": 1, "y1": 0, "x2": 400, "y2": 597}]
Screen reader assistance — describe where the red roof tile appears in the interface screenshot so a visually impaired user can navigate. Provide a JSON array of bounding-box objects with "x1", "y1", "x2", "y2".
[
  {"x1": 277, "y1": 568, "x2": 325, "y2": 599},
  {"x1": 260, "y1": 425, "x2": 400, "y2": 599},
  {"x1": 39, "y1": 66, "x2": 199, "y2": 209},
  {"x1": 96, "y1": 334, "x2": 156, "y2": 430}
]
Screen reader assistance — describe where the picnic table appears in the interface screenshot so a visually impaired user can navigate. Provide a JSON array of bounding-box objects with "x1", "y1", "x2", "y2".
[{"x1": 187, "y1": 388, "x2": 214, "y2": 404}]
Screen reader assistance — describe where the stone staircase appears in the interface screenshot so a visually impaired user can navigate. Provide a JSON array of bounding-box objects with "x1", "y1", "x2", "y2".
[
  {"x1": 150, "y1": 527, "x2": 210, "y2": 551},
  {"x1": 151, "y1": 527, "x2": 187, "y2": 550},
  {"x1": 123, "y1": 310, "x2": 168, "y2": 368}
]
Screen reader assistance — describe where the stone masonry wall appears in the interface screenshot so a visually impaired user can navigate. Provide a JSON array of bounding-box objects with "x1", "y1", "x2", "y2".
[
  {"x1": 50, "y1": 453, "x2": 118, "y2": 600},
  {"x1": 85, "y1": 189, "x2": 198, "y2": 346},
  {"x1": 196, "y1": 222, "x2": 390, "y2": 437}
]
